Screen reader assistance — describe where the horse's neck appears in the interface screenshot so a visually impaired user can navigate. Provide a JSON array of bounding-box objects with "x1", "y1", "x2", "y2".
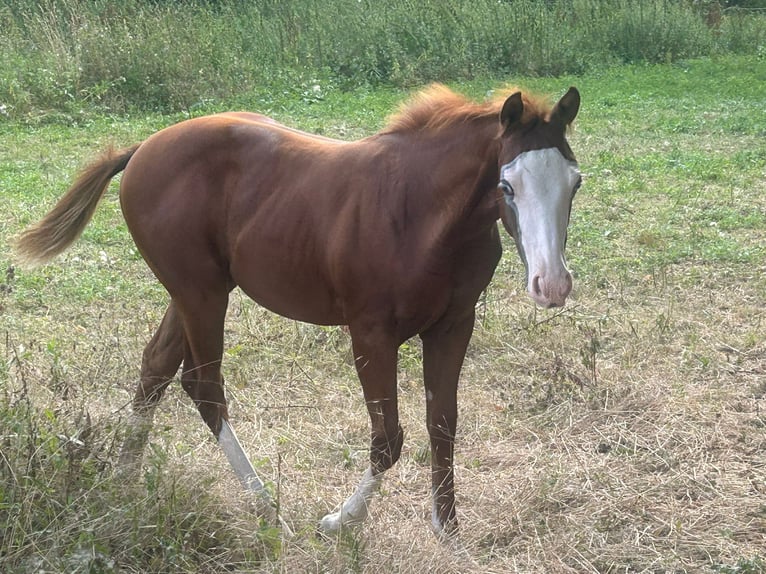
[{"x1": 403, "y1": 120, "x2": 501, "y2": 245}]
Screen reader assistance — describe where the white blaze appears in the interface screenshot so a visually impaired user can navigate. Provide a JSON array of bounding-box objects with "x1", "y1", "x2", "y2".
[{"x1": 500, "y1": 148, "x2": 579, "y2": 307}]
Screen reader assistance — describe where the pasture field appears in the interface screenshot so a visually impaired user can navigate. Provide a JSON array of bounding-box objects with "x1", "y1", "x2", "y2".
[{"x1": 1, "y1": 55, "x2": 766, "y2": 572}]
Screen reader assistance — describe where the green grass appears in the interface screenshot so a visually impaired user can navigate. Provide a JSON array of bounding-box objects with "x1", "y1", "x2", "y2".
[
  {"x1": 1, "y1": 55, "x2": 766, "y2": 572},
  {"x1": 1, "y1": 0, "x2": 765, "y2": 116}
]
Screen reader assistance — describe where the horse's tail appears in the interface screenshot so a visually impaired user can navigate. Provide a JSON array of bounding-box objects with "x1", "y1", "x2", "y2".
[{"x1": 15, "y1": 144, "x2": 141, "y2": 266}]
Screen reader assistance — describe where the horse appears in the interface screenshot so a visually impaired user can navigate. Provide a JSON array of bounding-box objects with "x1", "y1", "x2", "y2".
[{"x1": 15, "y1": 84, "x2": 581, "y2": 538}]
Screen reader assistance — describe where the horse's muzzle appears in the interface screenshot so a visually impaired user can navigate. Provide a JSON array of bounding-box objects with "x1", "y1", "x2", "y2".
[{"x1": 529, "y1": 270, "x2": 573, "y2": 308}]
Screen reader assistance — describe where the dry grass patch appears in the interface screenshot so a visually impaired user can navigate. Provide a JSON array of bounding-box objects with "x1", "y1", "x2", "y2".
[{"x1": 3, "y1": 193, "x2": 766, "y2": 574}]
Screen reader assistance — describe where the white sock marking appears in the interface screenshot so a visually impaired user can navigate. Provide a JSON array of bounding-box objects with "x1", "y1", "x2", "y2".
[
  {"x1": 218, "y1": 419, "x2": 267, "y2": 494},
  {"x1": 118, "y1": 410, "x2": 156, "y2": 468},
  {"x1": 218, "y1": 419, "x2": 294, "y2": 537},
  {"x1": 320, "y1": 467, "x2": 383, "y2": 533}
]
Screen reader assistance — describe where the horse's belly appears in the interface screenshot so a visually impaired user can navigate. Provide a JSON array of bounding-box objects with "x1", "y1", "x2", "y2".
[{"x1": 234, "y1": 269, "x2": 344, "y2": 326}]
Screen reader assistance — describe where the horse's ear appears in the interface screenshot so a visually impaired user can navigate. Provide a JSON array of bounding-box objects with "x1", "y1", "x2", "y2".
[
  {"x1": 550, "y1": 87, "x2": 580, "y2": 128},
  {"x1": 500, "y1": 92, "x2": 524, "y2": 131}
]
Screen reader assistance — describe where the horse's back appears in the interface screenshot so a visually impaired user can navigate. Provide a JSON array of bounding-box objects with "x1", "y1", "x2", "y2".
[
  {"x1": 217, "y1": 112, "x2": 347, "y2": 144},
  {"x1": 119, "y1": 112, "x2": 345, "y2": 215}
]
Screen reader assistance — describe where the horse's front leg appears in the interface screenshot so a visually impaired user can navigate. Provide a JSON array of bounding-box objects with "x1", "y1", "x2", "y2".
[
  {"x1": 420, "y1": 311, "x2": 475, "y2": 538},
  {"x1": 319, "y1": 324, "x2": 402, "y2": 534}
]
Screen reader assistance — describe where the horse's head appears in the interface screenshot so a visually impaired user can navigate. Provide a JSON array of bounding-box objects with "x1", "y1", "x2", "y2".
[{"x1": 496, "y1": 87, "x2": 581, "y2": 308}]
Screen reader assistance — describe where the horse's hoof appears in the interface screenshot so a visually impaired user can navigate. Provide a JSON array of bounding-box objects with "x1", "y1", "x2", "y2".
[
  {"x1": 317, "y1": 508, "x2": 367, "y2": 538},
  {"x1": 318, "y1": 510, "x2": 343, "y2": 536},
  {"x1": 431, "y1": 516, "x2": 459, "y2": 543}
]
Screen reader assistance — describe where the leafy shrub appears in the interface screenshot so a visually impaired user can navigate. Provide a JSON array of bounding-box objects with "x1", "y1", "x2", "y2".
[
  {"x1": 0, "y1": 0, "x2": 763, "y2": 115},
  {"x1": 598, "y1": 0, "x2": 715, "y2": 63}
]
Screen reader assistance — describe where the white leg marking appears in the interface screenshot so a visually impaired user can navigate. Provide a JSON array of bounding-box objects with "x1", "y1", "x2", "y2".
[
  {"x1": 432, "y1": 499, "x2": 443, "y2": 535},
  {"x1": 319, "y1": 467, "x2": 383, "y2": 534},
  {"x1": 218, "y1": 419, "x2": 267, "y2": 493},
  {"x1": 218, "y1": 419, "x2": 294, "y2": 537},
  {"x1": 431, "y1": 503, "x2": 460, "y2": 544},
  {"x1": 118, "y1": 410, "x2": 156, "y2": 469},
  {"x1": 430, "y1": 488, "x2": 458, "y2": 541}
]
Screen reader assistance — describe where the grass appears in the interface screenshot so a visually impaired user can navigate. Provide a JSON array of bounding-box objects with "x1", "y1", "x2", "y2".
[
  {"x1": 1, "y1": 55, "x2": 766, "y2": 572},
  {"x1": 1, "y1": 0, "x2": 765, "y2": 116}
]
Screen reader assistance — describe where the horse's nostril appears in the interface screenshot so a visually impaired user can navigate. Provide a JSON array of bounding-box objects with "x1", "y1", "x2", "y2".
[{"x1": 531, "y1": 274, "x2": 543, "y2": 297}]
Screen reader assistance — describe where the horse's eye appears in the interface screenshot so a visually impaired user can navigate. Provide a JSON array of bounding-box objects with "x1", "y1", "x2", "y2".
[{"x1": 498, "y1": 180, "x2": 514, "y2": 199}]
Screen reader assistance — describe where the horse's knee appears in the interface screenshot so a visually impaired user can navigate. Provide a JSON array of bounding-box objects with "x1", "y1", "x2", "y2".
[
  {"x1": 133, "y1": 364, "x2": 173, "y2": 415},
  {"x1": 370, "y1": 424, "x2": 404, "y2": 473},
  {"x1": 136, "y1": 336, "x2": 182, "y2": 409},
  {"x1": 134, "y1": 375, "x2": 171, "y2": 411}
]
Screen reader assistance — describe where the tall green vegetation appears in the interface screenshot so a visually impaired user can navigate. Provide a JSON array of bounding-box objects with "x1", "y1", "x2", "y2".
[{"x1": 0, "y1": 0, "x2": 764, "y2": 116}]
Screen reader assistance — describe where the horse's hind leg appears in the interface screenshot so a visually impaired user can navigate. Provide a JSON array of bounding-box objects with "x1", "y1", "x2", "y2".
[
  {"x1": 173, "y1": 289, "x2": 292, "y2": 533},
  {"x1": 119, "y1": 302, "x2": 184, "y2": 469}
]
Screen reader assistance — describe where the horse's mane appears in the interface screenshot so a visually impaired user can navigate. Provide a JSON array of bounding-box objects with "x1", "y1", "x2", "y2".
[{"x1": 382, "y1": 83, "x2": 553, "y2": 134}]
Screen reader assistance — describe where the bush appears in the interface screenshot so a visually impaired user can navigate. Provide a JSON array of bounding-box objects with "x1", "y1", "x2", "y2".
[
  {"x1": 598, "y1": 0, "x2": 715, "y2": 63},
  {"x1": 0, "y1": 0, "x2": 763, "y2": 116}
]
